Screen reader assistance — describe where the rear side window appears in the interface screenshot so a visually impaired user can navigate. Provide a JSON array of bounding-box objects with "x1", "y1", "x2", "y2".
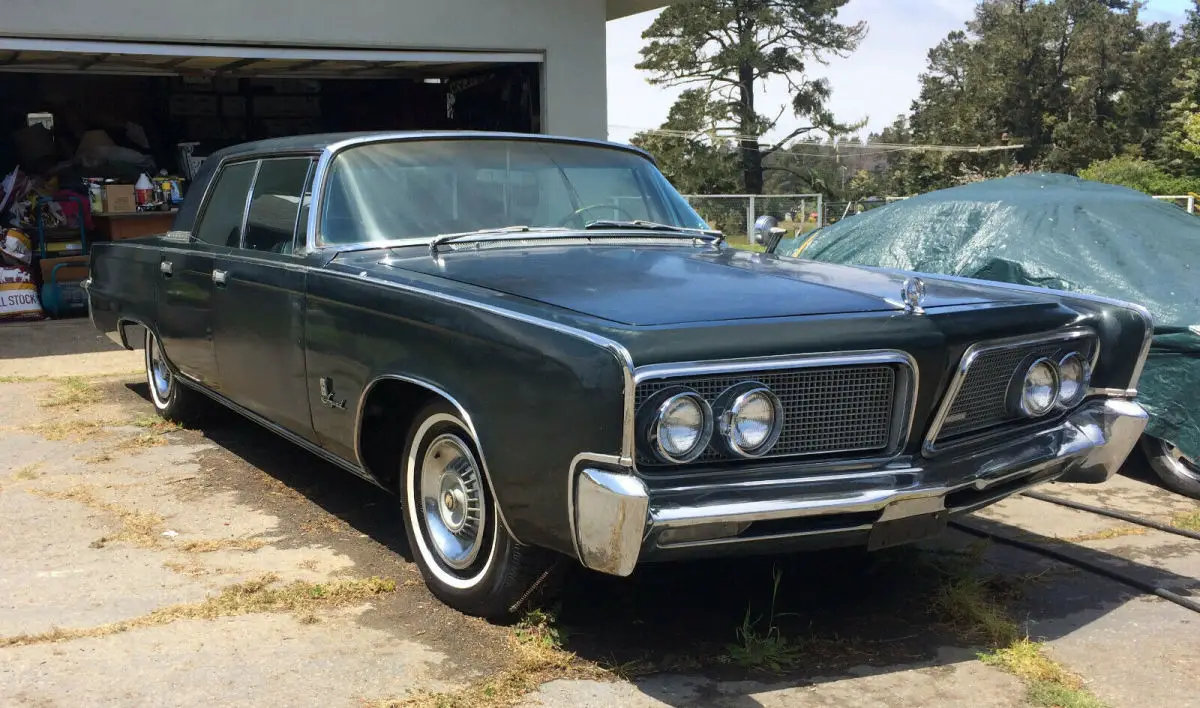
[
  {"x1": 194, "y1": 162, "x2": 256, "y2": 247},
  {"x1": 243, "y1": 158, "x2": 313, "y2": 254}
]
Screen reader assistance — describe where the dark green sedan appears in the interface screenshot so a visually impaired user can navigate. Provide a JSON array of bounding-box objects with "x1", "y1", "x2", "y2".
[{"x1": 84, "y1": 132, "x2": 1153, "y2": 619}]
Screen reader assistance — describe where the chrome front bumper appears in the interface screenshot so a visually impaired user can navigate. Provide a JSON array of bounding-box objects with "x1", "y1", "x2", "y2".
[{"x1": 571, "y1": 397, "x2": 1147, "y2": 577}]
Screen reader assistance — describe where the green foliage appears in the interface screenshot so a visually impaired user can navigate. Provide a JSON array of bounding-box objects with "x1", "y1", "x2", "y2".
[
  {"x1": 1079, "y1": 155, "x2": 1200, "y2": 194},
  {"x1": 634, "y1": 0, "x2": 865, "y2": 193}
]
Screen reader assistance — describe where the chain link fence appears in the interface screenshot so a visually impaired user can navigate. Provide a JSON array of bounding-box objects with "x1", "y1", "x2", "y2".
[{"x1": 681, "y1": 194, "x2": 823, "y2": 246}]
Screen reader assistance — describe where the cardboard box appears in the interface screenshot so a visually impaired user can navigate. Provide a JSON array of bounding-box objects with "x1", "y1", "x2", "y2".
[
  {"x1": 102, "y1": 185, "x2": 136, "y2": 214},
  {"x1": 39, "y1": 255, "x2": 88, "y2": 283}
]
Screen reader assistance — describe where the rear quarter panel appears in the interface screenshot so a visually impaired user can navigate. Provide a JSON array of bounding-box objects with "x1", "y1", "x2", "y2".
[
  {"x1": 304, "y1": 269, "x2": 627, "y2": 555},
  {"x1": 87, "y1": 241, "x2": 161, "y2": 344}
]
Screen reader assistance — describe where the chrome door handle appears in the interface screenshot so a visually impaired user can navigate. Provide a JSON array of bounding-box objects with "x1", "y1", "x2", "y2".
[
  {"x1": 212, "y1": 269, "x2": 228, "y2": 286},
  {"x1": 160, "y1": 260, "x2": 173, "y2": 276}
]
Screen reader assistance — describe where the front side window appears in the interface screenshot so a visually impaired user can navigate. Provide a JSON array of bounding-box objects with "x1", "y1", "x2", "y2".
[
  {"x1": 194, "y1": 161, "x2": 256, "y2": 247},
  {"x1": 318, "y1": 139, "x2": 708, "y2": 245},
  {"x1": 243, "y1": 158, "x2": 314, "y2": 254}
]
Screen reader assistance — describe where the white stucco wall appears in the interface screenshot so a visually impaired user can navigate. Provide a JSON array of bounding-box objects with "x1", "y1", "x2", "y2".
[{"x1": 1, "y1": 0, "x2": 612, "y2": 139}]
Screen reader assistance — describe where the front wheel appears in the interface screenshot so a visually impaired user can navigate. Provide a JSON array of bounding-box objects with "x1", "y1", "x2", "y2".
[
  {"x1": 1142, "y1": 436, "x2": 1200, "y2": 500},
  {"x1": 400, "y1": 400, "x2": 558, "y2": 620}
]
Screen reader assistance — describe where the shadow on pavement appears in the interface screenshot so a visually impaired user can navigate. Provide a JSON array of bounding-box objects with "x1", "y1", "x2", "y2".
[
  {"x1": 122, "y1": 379, "x2": 1200, "y2": 707},
  {"x1": 0, "y1": 318, "x2": 121, "y2": 359}
]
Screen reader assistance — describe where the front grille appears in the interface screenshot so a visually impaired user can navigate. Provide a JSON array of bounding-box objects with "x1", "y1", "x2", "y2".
[
  {"x1": 635, "y1": 364, "x2": 901, "y2": 467},
  {"x1": 931, "y1": 333, "x2": 1096, "y2": 446}
]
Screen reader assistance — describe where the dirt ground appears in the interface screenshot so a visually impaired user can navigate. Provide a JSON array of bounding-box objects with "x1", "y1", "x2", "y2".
[{"x1": 1, "y1": 319, "x2": 1198, "y2": 708}]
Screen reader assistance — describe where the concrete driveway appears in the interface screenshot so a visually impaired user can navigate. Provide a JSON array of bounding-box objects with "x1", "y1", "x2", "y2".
[{"x1": 1, "y1": 319, "x2": 1197, "y2": 707}]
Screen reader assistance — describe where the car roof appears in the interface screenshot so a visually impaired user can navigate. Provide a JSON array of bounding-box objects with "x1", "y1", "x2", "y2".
[{"x1": 203, "y1": 130, "x2": 653, "y2": 162}]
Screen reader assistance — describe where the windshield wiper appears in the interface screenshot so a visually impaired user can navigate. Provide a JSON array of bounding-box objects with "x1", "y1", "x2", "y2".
[
  {"x1": 429, "y1": 225, "x2": 568, "y2": 255},
  {"x1": 582, "y1": 219, "x2": 724, "y2": 240}
]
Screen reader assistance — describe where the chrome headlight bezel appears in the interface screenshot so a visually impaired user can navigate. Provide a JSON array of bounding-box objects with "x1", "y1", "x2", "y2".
[
  {"x1": 1013, "y1": 356, "x2": 1061, "y2": 417},
  {"x1": 1056, "y1": 351, "x2": 1090, "y2": 407},
  {"x1": 638, "y1": 386, "x2": 714, "y2": 464},
  {"x1": 713, "y1": 382, "x2": 784, "y2": 458}
]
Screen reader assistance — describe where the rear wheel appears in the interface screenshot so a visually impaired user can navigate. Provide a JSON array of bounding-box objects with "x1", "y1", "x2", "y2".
[
  {"x1": 400, "y1": 400, "x2": 557, "y2": 620},
  {"x1": 1143, "y1": 436, "x2": 1200, "y2": 500},
  {"x1": 144, "y1": 328, "x2": 208, "y2": 425}
]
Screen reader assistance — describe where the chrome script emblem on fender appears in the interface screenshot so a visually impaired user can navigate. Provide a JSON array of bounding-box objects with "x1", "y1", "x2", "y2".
[
  {"x1": 902, "y1": 277, "x2": 926, "y2": 314},
  {"x1": 319, "y1": 377, "x2": 347, "y2": 410}
]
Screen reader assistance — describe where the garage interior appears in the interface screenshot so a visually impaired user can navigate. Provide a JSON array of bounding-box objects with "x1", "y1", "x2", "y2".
[{"x1": 0, "y1": 41, "x2": 542, "y2": 321}]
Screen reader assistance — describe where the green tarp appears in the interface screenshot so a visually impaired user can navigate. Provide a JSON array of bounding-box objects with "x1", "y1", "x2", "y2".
[{"x1": 776, "y1": 173, "x2": 1200, "y2": 460}]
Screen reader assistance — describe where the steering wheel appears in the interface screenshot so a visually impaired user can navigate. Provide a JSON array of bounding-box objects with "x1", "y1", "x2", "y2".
[{"x1": 554, "y1": 203, "x2": 639, "y2": 228}]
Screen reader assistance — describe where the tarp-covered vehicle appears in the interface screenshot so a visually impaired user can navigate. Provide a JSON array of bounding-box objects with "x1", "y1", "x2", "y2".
[{"x1": 766, "y1": 173, "x2": 1200, "y2": 498}]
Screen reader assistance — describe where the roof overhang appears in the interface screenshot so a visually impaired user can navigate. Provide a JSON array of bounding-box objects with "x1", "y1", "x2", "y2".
[{"x1": 607, "y1": 0, "x2": 673, "y2": 20}]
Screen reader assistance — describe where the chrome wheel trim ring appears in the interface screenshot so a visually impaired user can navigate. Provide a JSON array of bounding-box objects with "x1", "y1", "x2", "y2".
[
  {"x1": 1147, "y1": 437, "x2": 1200, "y2": 483},
  {"x1": 405, "y1": 413, "x2": 499, "y2": 590},
  {"x1": 419, "y1": 433, "x2": 487, "y2": 570},
  {"x1": 146, "y1": 332, "x2": 173, "y2": 407}
]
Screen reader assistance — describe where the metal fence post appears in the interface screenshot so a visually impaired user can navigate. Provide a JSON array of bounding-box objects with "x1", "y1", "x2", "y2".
[
  {"x1": 817, "y1": 194, "x2": 824, "y2": 228},
  {"x1": 747, "y1": 195, "x2": 756, "y2": 237},
  {"x1": 1189, "y1": 196, "x2": 1195, "y2": 215}
]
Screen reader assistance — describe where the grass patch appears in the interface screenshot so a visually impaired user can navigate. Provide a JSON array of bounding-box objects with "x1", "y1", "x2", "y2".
[
  {"x1": 111, "y1": 431, "x2": 170, "y2": 452},
  {"x1": 1061, "y1": 526, "x2": 1147, "y2": 543},
  {"x1": 35, "y1": 485, "x2": 165, "y2": 548},
  {"x1": 12, "y1": 463, "x2": 42, "y2": 481},
  {"x1": 982, "y1": 639, "x2": 1107, "y2": 708},
  {"x1": 27, "y1": 418, "x2": 117, "y2": 442},
  {"x1": 0, "y1": 375, "x2": 40, "y2": 384},
  {"x1": 386, "y1": 608, "x2": 604, "y2": 708},
  {"x1": 1171, "y1": 510, "x2": 1200, "y2": 533},
  {"x1": 179, "y1": 538, "x2": 267, "y2": 553},
  {"x1": 41, "y1": 377, "x2": 102, "y2": 408},
  {"x1": 0, "y1": 573, "x2": 396, "y2": 648},
  {"x1": 722, "y1": 565, "x2": 804, "y2": 671},
  {"x1": 131, "y1": 414, "x2": 182, "y2": 433},
  {"x1": 922, "y1": 544, "x2": 1108, "y2": 708}
]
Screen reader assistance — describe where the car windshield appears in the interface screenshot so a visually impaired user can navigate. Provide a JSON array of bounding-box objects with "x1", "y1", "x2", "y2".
[{"x1": 317, "y1": 138, "x2": 710, "y2": 245}]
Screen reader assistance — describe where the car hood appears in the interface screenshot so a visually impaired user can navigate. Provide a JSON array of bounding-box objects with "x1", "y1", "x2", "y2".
[{"x1": 350, "y1": 243, "x2": 1033, "y2": 327}]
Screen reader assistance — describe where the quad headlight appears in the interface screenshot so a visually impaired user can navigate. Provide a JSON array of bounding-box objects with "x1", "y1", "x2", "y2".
[
  {"x1": 714, "y1": 383, "x2": 784, "y2": 458},
  {"x1": 641, "y1": 388, "x2": 713, "y2": 464},
  {"x1": 1018, "y1": 357, "x2": 1061, "y2": 417},
  {"x1": 1056, "y1": 351, "x2": 1090, "y2": 407}
]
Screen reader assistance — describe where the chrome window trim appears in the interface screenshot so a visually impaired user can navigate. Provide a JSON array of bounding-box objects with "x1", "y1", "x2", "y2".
[
  {"x1": 303, "y1": 132, "x2": 664, "y2": 254},
  {"x1": 922, "y1": 327, "x2": 1098, "y2": 456},
  {"x1": 628, "y1": 350, "x2": 920, "y2": 470},
  {"x1": 236, "y1": 160, "x2": 263, "y2": 250}
]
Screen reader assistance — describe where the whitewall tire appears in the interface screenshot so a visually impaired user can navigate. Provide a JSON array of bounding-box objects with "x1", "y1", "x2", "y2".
[
  {"x1": 400, "y1": 399, "x2": 556, "y2": 620},
  {"x1": 143, "y1": 328, "x2": 207, "y2": 425}
]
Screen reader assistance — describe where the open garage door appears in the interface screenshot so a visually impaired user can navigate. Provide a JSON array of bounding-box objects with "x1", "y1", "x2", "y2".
[{"x1": 0, "y1": 38, "x2": 543, "y2": 179}]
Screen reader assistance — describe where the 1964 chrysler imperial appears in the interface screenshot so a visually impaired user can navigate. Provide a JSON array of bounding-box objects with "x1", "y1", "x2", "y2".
[{"x1": 84, "y1": 132, "x2": 1152, "y2": 619}]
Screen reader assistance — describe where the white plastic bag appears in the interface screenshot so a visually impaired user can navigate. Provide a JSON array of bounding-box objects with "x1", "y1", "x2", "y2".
[{"x1": 0, "y1": 227, "x2": 33, "y2": 266}]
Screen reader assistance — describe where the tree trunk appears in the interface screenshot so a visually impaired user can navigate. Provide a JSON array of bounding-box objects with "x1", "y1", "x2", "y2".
[{"x1": 738, "y1": 61, "x2": 763, "y2": 194}]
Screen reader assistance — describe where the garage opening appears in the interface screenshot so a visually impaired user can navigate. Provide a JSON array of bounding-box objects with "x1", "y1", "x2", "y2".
[
  {"x1": 0, "y1": 40, "x2": 544, "y2": 180},
  {"x1": 0, "y1": 40, "x2": 542, "y2": 321}
]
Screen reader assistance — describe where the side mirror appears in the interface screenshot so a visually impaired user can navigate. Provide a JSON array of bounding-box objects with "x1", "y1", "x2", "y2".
[{"x1": 752, "y1": 214, "x2": 787, "y2": 252}]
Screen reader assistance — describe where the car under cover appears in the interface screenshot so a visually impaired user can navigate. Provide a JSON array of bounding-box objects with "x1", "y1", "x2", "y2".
[{"x1": 775, "y1": 172, "x2": 1200, "y2": 461}]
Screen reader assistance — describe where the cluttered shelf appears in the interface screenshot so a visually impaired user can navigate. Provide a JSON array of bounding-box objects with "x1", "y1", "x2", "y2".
[{"x1": 2, "y1": 119, "x2": 191, "y2": 323}]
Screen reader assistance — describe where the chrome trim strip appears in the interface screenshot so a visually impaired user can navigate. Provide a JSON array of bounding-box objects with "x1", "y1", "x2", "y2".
[
  {"x1": 655, "y1": 524, "x2": 875, "y2": 551},
  {"x1": 236, "y1": 160, "x2": 263, "y2": 249},
  {"x1": 629, "y1": 350, "x2": 920, "y2": 467},
  {"x1": 1089, "y1": 387, "x2": 1138, "y2": 399},
  {"x1": 176, "y1": 374, "x2": 381, "y2": 487},
  {"x1": 355, "y1": 374, "x2": 525, "y2": 542},
  {"x1": 923, "y1": 327, "x2": 1097, "y2": 455},
  {"x1": 317, "y1": 267, "x2": 637, "y2": 462}
]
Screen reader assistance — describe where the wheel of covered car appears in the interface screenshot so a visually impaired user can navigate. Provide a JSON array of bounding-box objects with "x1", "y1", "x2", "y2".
[
  {"x1": 1142, "y1": 436, "x2": 1200, "y2": 500},
  {"x1": 401, "y1": 400, "x2": 556, "y2": 620},
  {"x1": 143, "y1": 329, "x2": 207, "y2": 425}
]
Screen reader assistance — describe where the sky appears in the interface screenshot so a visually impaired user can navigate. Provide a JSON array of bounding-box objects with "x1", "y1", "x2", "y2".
[{"x1": 605, "y1": 0, "x2": 1195, "y2": 145}]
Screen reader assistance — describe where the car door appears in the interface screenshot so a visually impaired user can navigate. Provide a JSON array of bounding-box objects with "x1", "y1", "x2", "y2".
[
  {"x1": 211, "y1": 156, "x2": 318, "y2": 440},
  {"x1": 157, "y1": 160, "x2": 256, "y2": 388}
]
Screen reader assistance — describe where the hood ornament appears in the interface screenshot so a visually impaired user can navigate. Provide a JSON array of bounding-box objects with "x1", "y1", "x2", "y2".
[{"x1": 901, "y1": 277, "x2": 926, "y2": 314}]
